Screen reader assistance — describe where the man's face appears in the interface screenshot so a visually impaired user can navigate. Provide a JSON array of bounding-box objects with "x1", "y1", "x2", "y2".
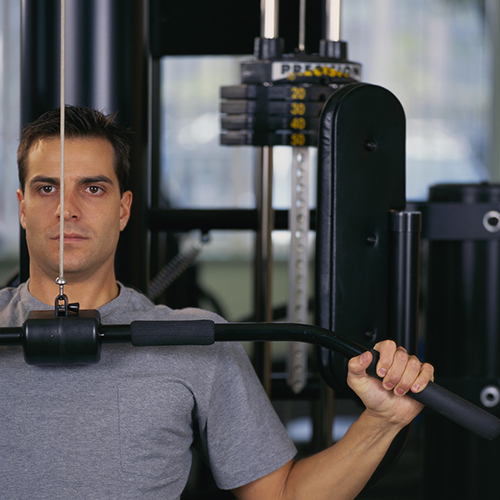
[{"x1": 17, "y1": 137, "x2": 132, "y2": 282}]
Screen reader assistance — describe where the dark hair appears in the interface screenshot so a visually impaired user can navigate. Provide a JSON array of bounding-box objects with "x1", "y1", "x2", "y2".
[{"x1": 17, "y1": 105, "x2": 131, "y2": 194}]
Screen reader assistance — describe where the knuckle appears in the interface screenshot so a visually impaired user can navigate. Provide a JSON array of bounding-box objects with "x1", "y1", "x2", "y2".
[
  {"x1": 422, "y1": 362, "x2": 435, "y2": 380},
  {"x1": 423, "y1": 362, "x2": 434, "y2": 373},
  {"x1": 375, "y1": 339, "x2": 396, "y2": 350},
  {"x1": 395, "y1": 349, "x2": 408, "y2": 363},
  {"x1": 408, "y1": 356, "x2": 421, "y2": 372}
]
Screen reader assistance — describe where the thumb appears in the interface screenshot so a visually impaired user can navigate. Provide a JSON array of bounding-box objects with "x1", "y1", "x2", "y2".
[{"x1": 348, "y1": 350, "x2": 373, "y2": 378}]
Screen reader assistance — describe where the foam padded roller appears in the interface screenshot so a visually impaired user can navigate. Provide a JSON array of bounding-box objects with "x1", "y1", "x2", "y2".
[{"x1": 131, "y1": 320, "x2": 215, "y2": 346}]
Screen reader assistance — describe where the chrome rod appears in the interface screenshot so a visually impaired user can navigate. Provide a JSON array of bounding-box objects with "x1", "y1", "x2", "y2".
[
  {"x1": 325, "y1": 0, "x2": 342, "y2": 41},
  {"x1": 261, "y1": 0, "x2": 279, "y2": 38}
]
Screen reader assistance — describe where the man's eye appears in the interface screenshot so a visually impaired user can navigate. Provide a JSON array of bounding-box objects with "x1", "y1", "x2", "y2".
[
  {"x1": 39, "y1": 186, "x2": 55, "y2": 194},
  {"x1": 87, "y1": 186, "x2": 103, "y2": 194}
]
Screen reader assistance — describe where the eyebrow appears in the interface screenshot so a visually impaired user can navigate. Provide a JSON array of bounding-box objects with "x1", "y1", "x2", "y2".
[
  {"x1": 29, "y1": 175, "x2": 115, "y2": 187},
  {"x1": 29, "y1": 175, "x2": 60, "y2": 187}
]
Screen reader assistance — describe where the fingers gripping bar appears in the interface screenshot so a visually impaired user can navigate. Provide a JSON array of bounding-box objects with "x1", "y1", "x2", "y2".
[
  {"x1": 3, "y1": 316, "x2": 500, "y2": 440},
  {"x1": 366, "y1": 349, "x2": 500, "y2": 441}
]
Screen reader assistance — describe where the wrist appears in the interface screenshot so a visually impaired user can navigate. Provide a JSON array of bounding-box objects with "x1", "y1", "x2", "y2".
[{"x1": 360, "y1": 408, "x2": 408, "y2": 436}]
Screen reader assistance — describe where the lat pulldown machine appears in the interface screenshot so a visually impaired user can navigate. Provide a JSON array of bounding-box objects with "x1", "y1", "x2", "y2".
[
  {"x1": 4, "y1": 0, "x2": 500, "y2": 446},
  {"x1": 13, "y1": 1, "x2": 500, "y2": 496}
]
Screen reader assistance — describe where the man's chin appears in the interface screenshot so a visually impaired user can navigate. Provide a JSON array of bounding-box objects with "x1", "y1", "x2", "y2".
[{"x1": 46, "y1": 260, "x2": 93, "y2": 280}]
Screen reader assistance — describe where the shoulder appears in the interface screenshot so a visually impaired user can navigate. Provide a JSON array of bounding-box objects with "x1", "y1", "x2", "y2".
[
  {"x1": 0, "y1": 286, "x2": 21, "y2": 321},
  {"x1": 0, "y1": 285, "x2": 21, "y2": 307},
  {"x1": 0, "y1": 283, "x2": 49, "y2": 326},
  {"x1": 100, "y1": 283, "x2": 226, "y2": 325},
  {"x1": 164, "y1": 307, "x2": 226, "y2": 323}
]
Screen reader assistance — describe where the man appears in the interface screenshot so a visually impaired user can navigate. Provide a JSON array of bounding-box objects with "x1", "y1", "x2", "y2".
[{"x1": 0, "y1": 106, "x2": 434, "y2": 499}]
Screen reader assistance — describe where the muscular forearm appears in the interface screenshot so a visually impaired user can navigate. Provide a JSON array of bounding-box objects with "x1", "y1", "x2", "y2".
[
  {"x1": 233, "y1": 411, "x2": 405, "y2": 500},
  {"x1": 233, "y1": 343, "x2": 432, "y2": 500},
  {"x1": 280, "y1": 411, "x2": 403, "y2": 500}
]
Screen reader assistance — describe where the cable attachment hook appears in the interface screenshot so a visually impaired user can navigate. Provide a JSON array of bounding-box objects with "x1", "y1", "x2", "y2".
[
  {"x1": 54, "y1": 277, "x2": 79, "y2": 317},
  {"x1": 55, "y1": 277, "x2": 68, "y2": 316},
  {"x1": 56, "y1": 276, "x2": 66, "y2": 297}
]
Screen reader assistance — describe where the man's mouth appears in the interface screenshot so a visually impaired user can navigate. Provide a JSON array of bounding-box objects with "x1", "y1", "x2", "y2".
[{"x1": 52, "y1": 233, "x2": 88, "y2": 242}]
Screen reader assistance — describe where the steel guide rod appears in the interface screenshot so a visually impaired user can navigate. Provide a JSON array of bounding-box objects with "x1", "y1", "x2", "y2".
[
  {"x1": 261, "y1": 0, "x2": 279, "y2": 39},
  {"x1": 325, "y1": 0, "x2": 342, "y2": 42},
  {"x1": 298, "y1": 0, "x2": 306, "y2": 52},
  {"x1": 254, "y1": 145, "x2": 274, "y2": 393},
  {"x1": 253, "y1": 0, "x2": 281, "y2": 393}
]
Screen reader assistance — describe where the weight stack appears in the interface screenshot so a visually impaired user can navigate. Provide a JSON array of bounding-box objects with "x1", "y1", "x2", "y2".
[
  {"x1": 422, "y1": 183, "x2": 500, "y2": 499},
  {"x1": 220, "y1": 38, "x2": 362, "y2": 147}
]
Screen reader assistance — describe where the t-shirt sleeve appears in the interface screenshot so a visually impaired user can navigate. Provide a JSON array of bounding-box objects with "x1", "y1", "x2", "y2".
[{"x1": 197, "y1": 342, "x2": 297, "y2": 491}]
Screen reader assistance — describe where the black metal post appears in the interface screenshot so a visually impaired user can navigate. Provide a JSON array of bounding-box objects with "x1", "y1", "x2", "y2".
[{"x1": 389, "y1": 211, "x2": 421, "y2": 352}]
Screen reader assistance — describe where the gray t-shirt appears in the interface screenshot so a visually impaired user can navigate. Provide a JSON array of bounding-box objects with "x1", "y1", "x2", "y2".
[{"x1": 0, "y1": 283, "x2": 297, "y2": 499}]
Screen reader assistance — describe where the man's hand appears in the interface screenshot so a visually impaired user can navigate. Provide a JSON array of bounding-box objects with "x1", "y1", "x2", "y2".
[
  {"x1": 347, "y1": 340, "x2": 434, "y2": 428},
  {"x1": 234, "y1": 341, "x2": 435, "y2": 500}
]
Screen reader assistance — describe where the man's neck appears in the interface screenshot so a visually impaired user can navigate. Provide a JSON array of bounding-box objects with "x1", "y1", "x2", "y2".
[{"x1": 28, "y1": 267, "x2": 120, "y2": 310}]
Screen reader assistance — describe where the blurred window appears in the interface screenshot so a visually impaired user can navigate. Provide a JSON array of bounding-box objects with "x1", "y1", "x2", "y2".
[
  {"x1": 0, "y1": 0, "x2": 20, "y2": 280},
  {"x1": 343, "y1": 0, "x2": 491, "y2": 200},
  {"x1": 160, "y1": 0, "x2": 492, "y2": 220}
]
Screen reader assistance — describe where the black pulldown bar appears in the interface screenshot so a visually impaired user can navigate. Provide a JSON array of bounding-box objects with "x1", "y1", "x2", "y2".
[{"x1": 1, "y1": 310, "x2": 499, "y2": 441}]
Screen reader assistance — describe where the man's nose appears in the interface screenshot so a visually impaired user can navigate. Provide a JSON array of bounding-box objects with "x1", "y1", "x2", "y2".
[{"x1": 56, "y1": 194, "x2": 81, "y2": 220}]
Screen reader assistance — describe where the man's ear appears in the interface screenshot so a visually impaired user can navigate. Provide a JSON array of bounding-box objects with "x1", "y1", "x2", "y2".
[
  {"x1": 17, "y1": 189, "x2": 27, "y2": 229},
  {"x1": 119, "y1": 190, "x2": 133, "y2": 231}
]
